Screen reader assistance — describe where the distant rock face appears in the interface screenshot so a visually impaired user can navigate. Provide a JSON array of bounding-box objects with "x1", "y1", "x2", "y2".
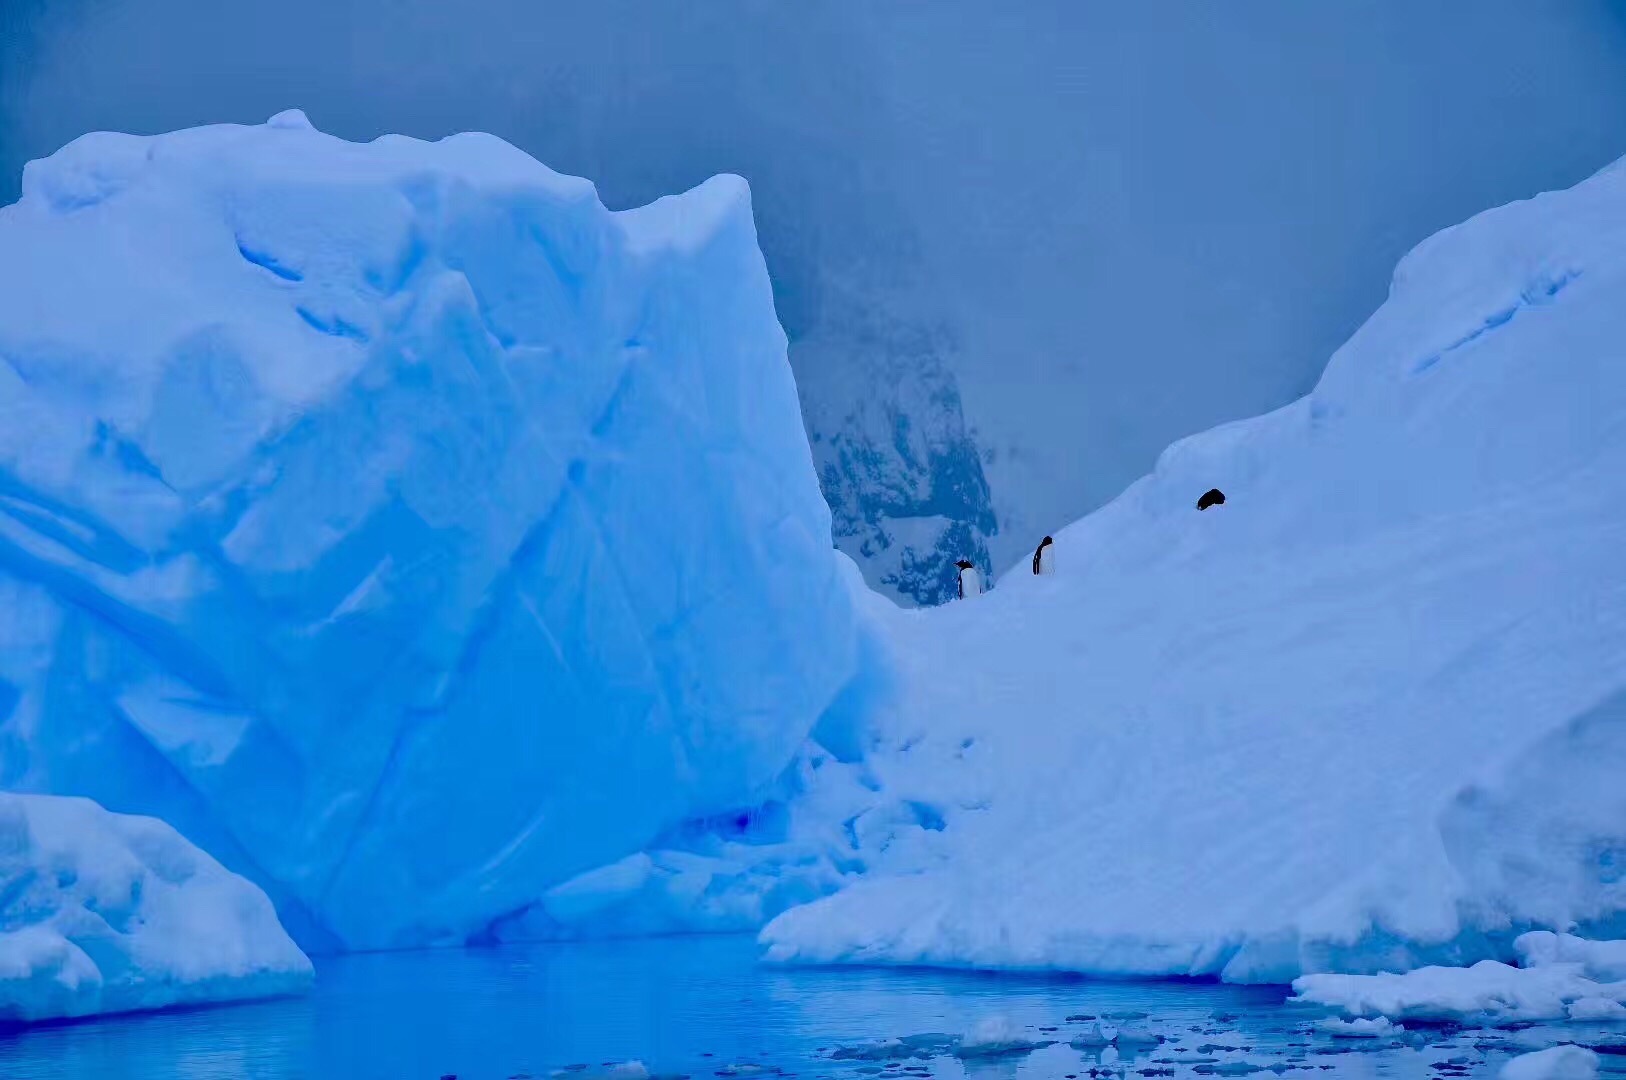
[
  {"x1": 0, "y1": 116, "x2": 865, "y2": 950},
  {"x1": 795, "y1": 301, "x2": 997, "y2": 606}
]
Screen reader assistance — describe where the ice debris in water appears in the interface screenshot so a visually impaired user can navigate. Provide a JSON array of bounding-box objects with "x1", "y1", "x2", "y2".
[
  {"x1": 954, "y1": 1016, "x2": 1044, "y2": 1058},
  {"x1": 1068, "y1": 1021, "x2": 1114, "y2": 1048},
  {"x1": 1294, "y1": 939, "x2": 1626, "y2": 1025},
  {"x1": 1314, "y1": 1016, "x2": 1401, "y2": 1038}
]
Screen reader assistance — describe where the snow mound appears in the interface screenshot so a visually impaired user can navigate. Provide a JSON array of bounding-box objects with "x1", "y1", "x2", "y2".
[
  {"x1": 1500, "y1": 1045, "x2": 1600, "y2": 1080},
  {"x1": 761, "y1": 154, "x2": 1626, "y2": 981},
  {"x1": 0, "y1": 114, "x2": 861, "y2": 949},
  {"x1": 1517, "y1": 933, "x2": 1626, "y2": 982},
  {"x1": 1293, "y1": 955, "x2": 1626, "y2": 1025},
  {"x1": 0, "y1": 793, "x2": 310, "y2": 1023}
]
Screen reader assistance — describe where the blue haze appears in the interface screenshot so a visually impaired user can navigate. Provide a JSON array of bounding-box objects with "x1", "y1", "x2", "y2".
[{"x1": 4, "y1": 2, "x2": 1626, "y2": 600}]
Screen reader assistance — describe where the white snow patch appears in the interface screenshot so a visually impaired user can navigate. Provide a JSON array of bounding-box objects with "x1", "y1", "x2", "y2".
[
  {"x1": 1500, "y1": 1045, "x2": 1600, "y2": 1080},
  {"x1": 1293, "y1": 959, "x2": 1626, "y2": 1025},
  {"x1": 1567, "y1": 996, "x2": 1626, "y2": 1022},
  {"x1": 1517, "y1": 932, "x2": 1626, "y2": 982},
  {"x1": 0, "y1": 793, "x2": 311, "y2": 1023}
]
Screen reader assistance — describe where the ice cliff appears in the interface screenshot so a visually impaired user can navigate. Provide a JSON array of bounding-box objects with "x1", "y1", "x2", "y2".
[{"x1": 0, "y1": 112, "x2": 861, "y2": 951}]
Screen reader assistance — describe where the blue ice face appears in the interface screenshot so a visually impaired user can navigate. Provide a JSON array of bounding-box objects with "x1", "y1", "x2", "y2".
[{"x1": 0, "y1": 117, "x2": 864, "y2": 950}]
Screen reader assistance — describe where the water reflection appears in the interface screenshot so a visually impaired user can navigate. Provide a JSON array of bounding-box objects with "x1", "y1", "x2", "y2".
[{"x1": 0, "y1": 936, "x2": 1605, "y2": 1079}]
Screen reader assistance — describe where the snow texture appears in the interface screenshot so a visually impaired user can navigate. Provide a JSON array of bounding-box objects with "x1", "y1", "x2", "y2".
[
  {"x1": 1500, "y1": 1046, "x2": 1600, "y2": 1080},
  {"x1": 0, "y1": 793, "x2": 311, "y2": 1023},
  {"x1": 1293, "y1": 931, "x2": 1626, "y2": 1026},
  {"x1": 759, "y1": 152, "x2": 1626, "y2": 983},
  {"x1": 1518, "y1": 932, "x2": 1626, "y2": 982},
  {"x1": 1294, "y1": 957, "x2": 1626, "y2": 1025},
  {"x1": 0, "y1": 114, "x2": 861, "y2": 950}
]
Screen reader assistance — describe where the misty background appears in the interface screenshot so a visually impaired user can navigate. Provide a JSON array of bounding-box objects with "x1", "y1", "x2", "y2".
[{"x1": 5, "y1": 1, "x2": 1626, "y2": 601}]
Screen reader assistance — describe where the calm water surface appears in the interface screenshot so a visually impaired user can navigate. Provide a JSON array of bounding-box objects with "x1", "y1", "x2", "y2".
[{"x1": 2, "y1": 935, "x2": 1622, "y2": 1079}]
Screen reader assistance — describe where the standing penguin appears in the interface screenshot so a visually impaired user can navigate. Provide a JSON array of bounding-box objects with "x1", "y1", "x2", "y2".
[
  {"x1": 956, "y1": 559, "x2": 982, "y2": 599},
  {"x1": 1032, "y1": 535, "x2": 1055, "y2": 576}
]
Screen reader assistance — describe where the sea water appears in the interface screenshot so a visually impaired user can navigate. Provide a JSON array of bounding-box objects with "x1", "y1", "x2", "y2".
[{"x1": 0, "y1": 935, "x2": 1615, "y2": 1079}]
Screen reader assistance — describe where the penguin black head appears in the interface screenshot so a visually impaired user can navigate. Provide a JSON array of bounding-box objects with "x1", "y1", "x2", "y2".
[
  {"x1": 1196, "y1": 488, "x2": 1226, "y2": 511},
  {"x1": 955, "y1": 559, "x2": 975, "y2": 571},
  {"x1": 1038, "y1": 535, "x2": 1053, "y2": 548}
]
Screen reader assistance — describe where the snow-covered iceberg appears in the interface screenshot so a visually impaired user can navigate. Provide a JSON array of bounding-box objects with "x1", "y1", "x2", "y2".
[
  {"x1": 0, "y1": 112, "x2": 861, "y2": 950},
  {"x1": 759, "y1": 153, "x2": 1626, "y2": 982},
  {"x1": 0, "y1": 793, "x2": 311, "y2": 1023}
]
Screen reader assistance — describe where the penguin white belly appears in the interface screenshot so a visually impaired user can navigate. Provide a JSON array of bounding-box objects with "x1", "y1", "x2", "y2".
[
  {"x1": 959, "y1": 567, "x2": 982, "y2": 598},
  {"x1": 1037, "y1": 546, "x2": 1054, "y2": 575}
]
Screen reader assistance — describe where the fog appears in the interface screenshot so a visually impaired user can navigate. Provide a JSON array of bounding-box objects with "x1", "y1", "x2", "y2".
[{"x1": 6, "y1": 1, "x2": 1626, "y2": 595}]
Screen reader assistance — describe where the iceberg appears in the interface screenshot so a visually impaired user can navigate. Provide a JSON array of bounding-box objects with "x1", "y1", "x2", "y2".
[
  {"x1": 0, "y1": 792, "x2": 310, "y2": 1023},
  {"x1": 760, "y1": 154, "x2": 1626, "y2": 982},
  {"x1": 0, "y1": 113, "x2": 861, "y2": 950}
]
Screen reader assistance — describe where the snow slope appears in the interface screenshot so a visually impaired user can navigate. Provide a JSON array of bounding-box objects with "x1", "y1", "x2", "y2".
[
  {"x1": 0, "y1": 113, "x2": 862, "y2": 950},
  {"x1": 0, "y1": 793, "x2": 311, "y2": 1023},
  {"x1": 760, "y1": 153, "x2": 1626, "y2": 982}
]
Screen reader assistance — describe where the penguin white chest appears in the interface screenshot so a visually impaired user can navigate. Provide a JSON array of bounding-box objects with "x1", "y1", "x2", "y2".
[
  {"x1": 1036, "y1": 546, "x2": 1054, "y2": 575},
  {"x1": 958, "y1": 566, "x2": 983, "y2": 599}
]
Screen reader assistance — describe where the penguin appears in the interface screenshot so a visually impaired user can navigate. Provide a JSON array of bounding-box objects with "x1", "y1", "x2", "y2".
[
  {"x1": 955, "y1": 559, "x2": 982, "y2": 599},
  {"x1": 1032, "y1": 535, "x2": 1054, "y2": 575},
  {"x1": 1196, "y1": 488, "x2": 1226, "y2": 511}
]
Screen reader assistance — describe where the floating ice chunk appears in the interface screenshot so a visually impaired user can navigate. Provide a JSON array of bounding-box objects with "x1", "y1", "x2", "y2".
[
  {"x1": 1315, "y1": 1016, "x2": 1400, "y2": 1038},
  {"x1": 1113, "y1": 1021, "x2": 1162, "y2": 1045},
  {"x1": 1068, "y1": 1021, "x2": 1114, "y2": 1047},
  {"x1": 1499, "y1": 1045, "x2": 1600, "y2": 1080},
  {"x1": 955, "y1": 1016, "x2": 1042, "y2": 1057},
  {"x1": 831, "y1": 1039, "x2": 921, "y2": 1061},
  {"x1": 1293, "y1": 960, "x2": 1626, "y2": 1025}
]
